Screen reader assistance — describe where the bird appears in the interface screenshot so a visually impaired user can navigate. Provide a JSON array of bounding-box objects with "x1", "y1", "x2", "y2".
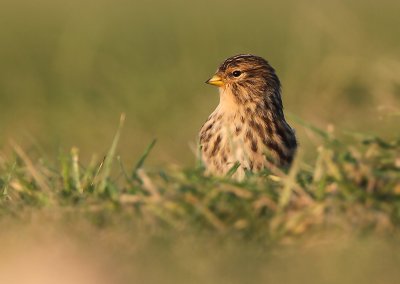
[{"x1": 199, "y1": 54, "x2": 297, "y2": 179}]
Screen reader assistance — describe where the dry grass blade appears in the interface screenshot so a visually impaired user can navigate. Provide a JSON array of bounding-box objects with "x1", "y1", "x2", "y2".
[
  {"x1": 71, "y1": 147, "x2": 83, "y2": 194},
  {"x1": 11, "y1": 142, "x2": 50, "y2": 193},
  {"x1": 136, "y1": 169, "x2": 160, "y2": 201},
  {"x1": 2, "y1": 161, "x2": 16, "y2": 197},
  {"x1": 265, "y1": 158, "x2": 313, "y2": 206},
  {"x1": 218, "y1": 184, "x2": 253, "y2": 199},
  {"x1": 119, "y1": 194, "x2": 142, "y2": 204},
  {"x1": 185, "y1": 193, "x2": 227, "y2": 232},
  {"x1": 279, "y1": 152, "x2": 303, "y2": 209}
]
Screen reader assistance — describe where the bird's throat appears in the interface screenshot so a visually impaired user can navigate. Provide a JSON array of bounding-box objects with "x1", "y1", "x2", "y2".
[{"x1": 218, "y1": 87, "x2": 242, "y2": 114}]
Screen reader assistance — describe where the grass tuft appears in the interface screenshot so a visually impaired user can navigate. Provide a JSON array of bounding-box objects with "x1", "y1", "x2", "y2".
[{"x1": 0, "y1": 117, "x2": 399, "y2": 243}]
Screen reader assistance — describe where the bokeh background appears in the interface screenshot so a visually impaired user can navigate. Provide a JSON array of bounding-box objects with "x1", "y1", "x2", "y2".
[{"x1": 1, "y1": 0, "x2": 399, "y2": 166}]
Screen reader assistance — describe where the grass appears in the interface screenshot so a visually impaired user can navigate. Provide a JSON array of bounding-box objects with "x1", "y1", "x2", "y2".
[
  {"x1": 1, "y1": 116, "x2": 399, "y2": 283},
  {"x1": 1, "y1": 115, "x2": 399, "y2": 243}
]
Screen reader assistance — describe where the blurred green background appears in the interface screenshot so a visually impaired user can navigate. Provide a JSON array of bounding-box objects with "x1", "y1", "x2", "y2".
[{"x1": 1, "y1": 0, "x2": 399, "y2": 166}]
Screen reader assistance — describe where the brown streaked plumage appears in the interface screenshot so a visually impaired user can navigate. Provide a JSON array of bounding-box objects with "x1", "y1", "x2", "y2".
[{"x1": 199, "y1": 54, "x2": 297, "y2": 179}]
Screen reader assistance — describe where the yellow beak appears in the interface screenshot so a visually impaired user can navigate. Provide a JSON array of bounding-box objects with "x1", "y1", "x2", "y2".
[{"x1": 205, "y1": 75, "x2": 224, "y2": 87}]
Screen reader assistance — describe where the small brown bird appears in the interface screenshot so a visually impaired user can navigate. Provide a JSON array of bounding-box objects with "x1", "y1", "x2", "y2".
[{"x1": 199, "y1": 54, "x2": 297, "y2": 179}]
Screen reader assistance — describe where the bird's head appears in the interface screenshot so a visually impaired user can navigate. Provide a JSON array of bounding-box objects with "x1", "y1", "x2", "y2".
[{"x1": 206, "y1": 54, "x2": 281, "y2": 105}]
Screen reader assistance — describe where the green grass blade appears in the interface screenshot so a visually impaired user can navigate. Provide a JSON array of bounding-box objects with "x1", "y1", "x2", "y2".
[
  {"x1": 132, "y1": 139, "x2": 157, "y2": 178},
  {"x1": 98, "y1": 114, "x2": 125, "y2": 193},
  {"x1": 226, "y1": 161, "x2": 241, "y2": 178}
]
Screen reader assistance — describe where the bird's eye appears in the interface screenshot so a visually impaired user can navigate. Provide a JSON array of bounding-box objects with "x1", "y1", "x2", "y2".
[{"x1": 232, "y1": 70, "x2": 242, "y2": 77}]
